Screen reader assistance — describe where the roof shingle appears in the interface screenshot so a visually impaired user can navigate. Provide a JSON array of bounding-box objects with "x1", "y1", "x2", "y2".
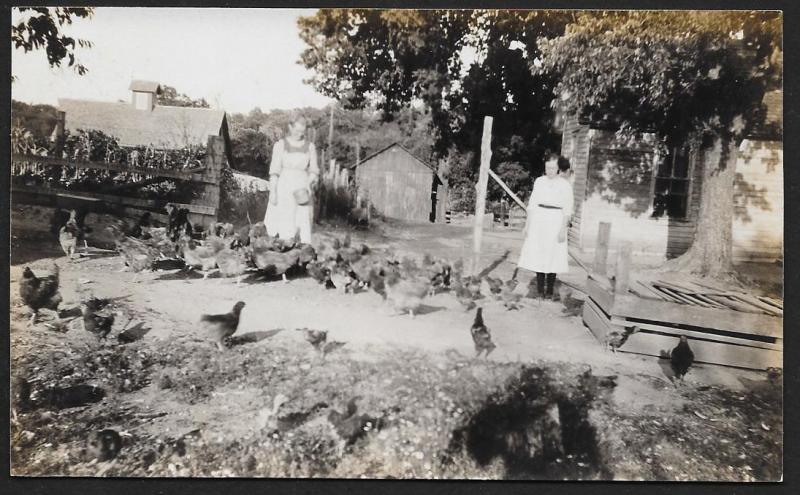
[{"x1": 58, "y1": 98, "x2": 226, "y2": 149}]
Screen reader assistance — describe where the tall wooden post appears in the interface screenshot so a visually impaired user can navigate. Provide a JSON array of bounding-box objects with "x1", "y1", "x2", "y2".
[
  {"x1": 472, "y1": 116, "x2": 493, "y2": 275},
  {"x1": 594, "y1": 222, "x2": 611, "y2": 276},
  {"x1": 615, "y1": 241, "x2": 632, "y2": 295}
]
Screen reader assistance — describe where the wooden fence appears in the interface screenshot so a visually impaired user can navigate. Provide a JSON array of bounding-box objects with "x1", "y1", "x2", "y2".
[{"x1": 11, "y1": 135, "x2": 226, "y2": 227}]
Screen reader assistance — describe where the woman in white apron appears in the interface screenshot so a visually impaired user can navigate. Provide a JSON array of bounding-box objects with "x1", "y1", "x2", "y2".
[
  {"x1": 264, "y1": 116, "x2": 319, "y2": 243},
  {"x1": 518, "y1": 153, "x2": 574, "y2": 299}
]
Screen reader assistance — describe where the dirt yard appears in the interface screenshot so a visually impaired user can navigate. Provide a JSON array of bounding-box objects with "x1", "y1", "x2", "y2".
[{"x1": 9, "y1": 206, "x2": 783, "y2": 480}]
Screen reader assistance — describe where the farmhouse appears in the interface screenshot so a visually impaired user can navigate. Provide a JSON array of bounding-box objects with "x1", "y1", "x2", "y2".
[
  {"x1": 348, "y1": 143, "x2": 448, "y2": 223},
  {"x1": 559, "y1": 90, "x2": 783, "y2": 263},
  {"x1": 57, "y1": 80, "x2": 234, "y2": 166}
]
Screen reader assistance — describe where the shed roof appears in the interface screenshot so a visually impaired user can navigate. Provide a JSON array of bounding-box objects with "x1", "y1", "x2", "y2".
[
  {"x1": 347, "y1": 142, "x2": 443, "y2": 181},
  {"x1": 129, "y1": 80, "x2": 162, "y2": 93},
  {"x1": 58, "y1": 98, "x2": 226, "y2": 149}
]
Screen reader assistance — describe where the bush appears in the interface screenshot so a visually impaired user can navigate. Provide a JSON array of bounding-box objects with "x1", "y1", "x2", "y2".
[
  {"x1": 218, "y1": 168, "x2": 268, "y2": 225},
  {"x1": 315, "y1": 178, "x2": 360, "y2": 224}
]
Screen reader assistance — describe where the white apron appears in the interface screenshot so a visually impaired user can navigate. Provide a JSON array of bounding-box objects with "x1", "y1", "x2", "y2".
[
  {"x1": 264, "y1": 139, "x2": 318, "y2": 243},
  {"x1": 517, "y1": 175, "x2": 573, "y2": 274}
]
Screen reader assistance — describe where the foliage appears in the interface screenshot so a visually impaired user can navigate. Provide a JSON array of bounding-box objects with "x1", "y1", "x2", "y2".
[
  {"x1": 157, "y1": 85, "x2": 211, "y2": 108},
  {"x1": 11, "y1": 100, "x2": 61, "y2": 146},
  {"x1": 298, "y1": 9, "x2": 574, "y2": 196},
  {"x1": 488, "y1": 161, "x2": 531, "y2": 203},
  {"x1": 11, "y1": 7, "x2": 94, "y2": 76},
  {"x1": 218, "y1": 168, "x2": 268, "y2": 225},
  {"x1": 315, "y1": 178, "x2": 359, "y2": 224},
  {"x1": 536, "y1": 11, "x2": 782, "y2": 148},
  {"x1": 11, "y1": 128, "x2": 205, "y2": 202}
]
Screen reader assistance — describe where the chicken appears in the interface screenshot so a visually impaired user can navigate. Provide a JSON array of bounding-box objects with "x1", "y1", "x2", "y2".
[
  {"x1": 484, "y1": 276, "x2": 505, "y2": 298},
  {"x1": 165, "y1": 204, "x2": 192, "y2": 242},
  {"x1": 296, "y1": 243, "x2": 317, "y2": 266},
  {"x1": 125, "y1": 211, "x2": 152, "y2": 239},
  {"x1": 19, "y1": 263, "x2": 62, "y2": 325},
  {"x1": 306, "y1": 260, "x2": 331, "y2": 285},
  {"x1": 327, "y1": 397, "x2": 381, "y2": 445},
  {"x1": 670, "y1": 335, "x2": 694, "y2": 386},
  {"x1": 199, "y1": 301, "x2": 246, "y2": 351},
  {"x1": 373, "y1": 270, "x2": 431, "y2": 318},
  {"x1": 451, "y1": 277, "x2": 477, "y2": 311},
  {"x1": 215, "y1": 248, "x2": 249, "y2": 285},
  {"x1": 605, "y1": 326, "x2": 639, "y2": 353},
  {"x1": 248, "y1": 222, "x2": 268, "y2": 246},
  {"x1": 50, "y1": 208, "x2": 71, "y2": 241},
  {"x1": 500, "y1": 287, "x2": 523, "y2": 310},
  {"x1": 86, "y1": 429, "x2": 122, "y2": 461},
  {"x1": 180, "y1": 236, "x2": 219, "y2": 279},
  {"x1": 470, "y1": 307, "x2": 496, "y2": 359},
  {"x1": 250, "y1": 237, "x2": 300, "y2": 282},
  {"x1": 82, "y1": 301, "x2": 115, "y2": 340},
  {"x1": 298, "y1": 328, "x2": 327, "y2": 354},
  {"x1": 58, "y1": 215, "x2": 80, "y2": 260},
  {"x1": 329, "y1": 264, "x2": 356, "y2": 293}
]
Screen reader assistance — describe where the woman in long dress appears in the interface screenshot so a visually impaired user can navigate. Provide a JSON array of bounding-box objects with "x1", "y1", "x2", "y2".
[
  {"x1": 518, "y1": 153, "x2": 574, "y2": 299},
  {"x1": 264, "y1": 116, "x2": 319, "y2": 243}
]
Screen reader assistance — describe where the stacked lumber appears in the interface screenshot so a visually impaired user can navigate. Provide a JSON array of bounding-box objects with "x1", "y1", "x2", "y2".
[{"x1": 582, "y1": 272, "x2": 782, "y2": 370}]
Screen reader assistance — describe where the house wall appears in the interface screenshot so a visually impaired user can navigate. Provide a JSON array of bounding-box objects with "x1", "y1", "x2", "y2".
[
  {"x1": 732, "y1": 140, "x2": 783, "y2": 262},
  {"x1": 355, "y1": 147, "x2": 434, "y2": 222},
  {"x1": 572, "y1": 129, "x2": 782, "y2": 263},
  {"x1": 575, "y1": 129, "x2": 702, "y2": 263}
]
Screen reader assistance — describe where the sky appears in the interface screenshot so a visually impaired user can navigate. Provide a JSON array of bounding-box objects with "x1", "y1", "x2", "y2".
[{"x1": 11, "y1": 7, "x2": 333, "y2": 114}]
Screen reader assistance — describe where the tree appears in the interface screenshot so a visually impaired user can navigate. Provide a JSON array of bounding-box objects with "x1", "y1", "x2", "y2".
[
  {"x1": 158, "y1": 85, "x2": 210, "y2": 108},
  {"x1": 11, "y1": 7, "x2": 94, "y2": 77},
  {"x1": 298, "y1": 10, "x2": 574, "y2": 197},
  {"x1": 537, "y1": 11, "x2": 782, "y2": 277}
]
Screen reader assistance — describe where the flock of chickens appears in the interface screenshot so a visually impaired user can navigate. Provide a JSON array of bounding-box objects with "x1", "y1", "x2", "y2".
[{"x1": 21, "y1": 206, "x2": 696, "y2": 378}]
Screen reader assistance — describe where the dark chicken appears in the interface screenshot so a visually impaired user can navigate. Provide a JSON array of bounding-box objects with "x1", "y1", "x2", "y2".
[
  {"x1": 165, "y1": 204, "x2": 192, "y2": 242},
  {"x1": 327, "y1": 396, "x2": 382, "y2": 445},
  {"x1": 470, "y1": 307, "x2": 496, "y2": 358},
  {"x1": 670, "y1": 335, "x2": 694, "y2": 386},
  {"x1": 86, "y1": 429, "x2": 122, "y2": 461},
  {"x1": 200, "y1": 301, "x2": 246, "y2": 351},
  {"x1": 81, "y1": 301, "x2": 115, "y2": 340},
  {"x1": 19, "y1": 263, "x2": 62, "y2": 325}
]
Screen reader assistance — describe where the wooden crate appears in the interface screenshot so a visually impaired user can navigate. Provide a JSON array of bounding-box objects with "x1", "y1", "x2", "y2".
[{"x1": 582, "y1": 276, "x2": 783, "y2": 370}]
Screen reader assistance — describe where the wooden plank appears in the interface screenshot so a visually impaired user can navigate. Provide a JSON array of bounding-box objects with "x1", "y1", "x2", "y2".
[
  {"x1": 704, "y1": 295, "x2": 764, "y2": 314},
  {"x1": 728, "y1": 293, "x2": 783, "y2": 317},
  {"x1": 634, "y1": 280, "x2": 671, "y2": 302},
  {"x1": 593, "y1": 222, "x2": 611, "y2": 276},
  {"x1": 657, "y1": 286, "x2": 714, "y2": 308},
  {"x1": 472, "y1": 116, "x2": 493, "y2": 275},
  {"x1": 614, "y1": 241, "x2": 632, "y2": 295},
  {"x1": 10, "y1": 185, "x2": 216, "y2": 217},
  {"x1": 759, "y1": 296, "x2": 783, "y2": 310},
  {"x1": 487, "y1": 168, "x2": 525, "y2": 210},
  {"x1": 618, "y1": 331, "x2": 782, "y2": 370},
  {"x1": 609, "y1": 317, "x2": 783, "y2": 351},
  {"x1": 612, "y1": 294, "x2": 783, "y2": 339},
  {"x1": 12, "y1": 154, "x2": 212, "y2": 183},
  {"x1": 586, "y1": 277, "x2": 615, "y2": 314}
]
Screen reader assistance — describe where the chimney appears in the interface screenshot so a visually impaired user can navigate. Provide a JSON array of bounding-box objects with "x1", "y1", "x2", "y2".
[{"x1": 129, "y1": 80, "x2": 161, "y2": 111}]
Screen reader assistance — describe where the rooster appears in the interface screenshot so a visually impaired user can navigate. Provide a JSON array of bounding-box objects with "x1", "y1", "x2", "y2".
[
  {"x1": 199, "y1": 301, "x2": 246, "y2": 351},
  {"x1": 19, "y1": 263, "x2": 62, "y2": 325},
  {"x1": 470, "y1": 307, "x2": 496, "y2": 359},
  {"x1": 670, "y1": 335, "x2": 694, "y2": 386}
]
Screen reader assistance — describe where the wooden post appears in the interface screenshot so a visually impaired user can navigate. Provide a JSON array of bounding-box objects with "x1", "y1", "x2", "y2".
[
  {"x1": 594, "y1": 222, "x2": 611, "y2": 276},
  {"x1": 615, "y1": 241, "x2": 632, "y2": 295},
  {"x1": 472, "y1": 116, "x2": 493, "y2": 275}
]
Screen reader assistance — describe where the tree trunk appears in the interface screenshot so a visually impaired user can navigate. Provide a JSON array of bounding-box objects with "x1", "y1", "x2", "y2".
[{"x1": 669, "y1": 135, "x2": 737, "y2": 278}]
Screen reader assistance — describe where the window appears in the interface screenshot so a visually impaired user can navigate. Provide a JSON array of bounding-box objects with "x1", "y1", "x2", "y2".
[{"x1": 652, "y1": 146, "x2": 692, "y2": 219}]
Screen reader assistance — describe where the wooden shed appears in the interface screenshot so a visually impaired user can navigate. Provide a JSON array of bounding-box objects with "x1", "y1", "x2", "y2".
[
  {"x1": 349, "y1": 143, "x2": 448, "y2": 223},
  {"x1": 559, "y1": 89, "x2": 783, "y2": 263}
]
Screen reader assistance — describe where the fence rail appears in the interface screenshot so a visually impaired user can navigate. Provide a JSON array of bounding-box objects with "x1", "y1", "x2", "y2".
[{"x1": 11, "y1": 154, "x2": 211, "y2": 183}]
